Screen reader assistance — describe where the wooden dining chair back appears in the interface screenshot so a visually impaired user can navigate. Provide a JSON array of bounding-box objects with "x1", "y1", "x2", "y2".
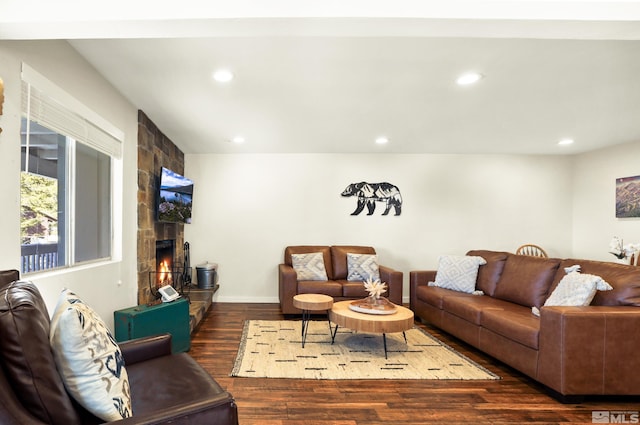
[{"x1": 515, "y1": 244, "x2": 548, "y2": 258}]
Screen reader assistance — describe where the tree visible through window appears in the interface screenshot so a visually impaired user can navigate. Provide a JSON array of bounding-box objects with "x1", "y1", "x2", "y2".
[
  {"x1": 20, "y1": 119, "x2": 66, "y2": 272},
  {"x1": 20, "y1": 172, "x2": 58, "y2": 244}
]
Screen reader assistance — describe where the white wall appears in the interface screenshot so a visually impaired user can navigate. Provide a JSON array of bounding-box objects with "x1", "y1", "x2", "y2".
[
  {"x1": 185, "y1": 153, "x2": 574, "y2": 302},
  {"x1": 0, "y1": 41, "x2": 139, "y2": 329},
  {"x1": 572, "y1": 140, "x2": 640, "y2": 261},
  {"x1": 2, "y1": 40, "x2": 637, "y2": 318}
]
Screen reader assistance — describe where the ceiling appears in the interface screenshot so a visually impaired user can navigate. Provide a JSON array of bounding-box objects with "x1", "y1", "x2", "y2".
[{"x1": 3, "y1": 1, "x2": 640, "y2": 155}]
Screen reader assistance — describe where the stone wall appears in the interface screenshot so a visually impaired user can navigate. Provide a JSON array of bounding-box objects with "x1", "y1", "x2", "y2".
[{"x1": 137, "y1": 110, "x2": 185, "y2": 304}]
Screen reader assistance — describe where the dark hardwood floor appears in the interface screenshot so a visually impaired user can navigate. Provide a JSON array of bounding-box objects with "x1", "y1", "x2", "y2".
[{"x1": 190, "y1": 302, "x2": 639, "y2": 424}]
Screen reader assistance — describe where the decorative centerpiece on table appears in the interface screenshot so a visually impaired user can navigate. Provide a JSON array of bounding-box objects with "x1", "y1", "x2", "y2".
[{"x1": 349, "y1": 277, "x2": 398, "y2": 315}]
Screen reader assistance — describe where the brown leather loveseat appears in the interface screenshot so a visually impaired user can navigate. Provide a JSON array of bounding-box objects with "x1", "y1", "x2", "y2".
[
  {"x1": 279, "y1": 245, "x2": 403, "y2": 314},
  {"x1": 0, "y1": 269, "x2": 238, "y2": 424},
  {"x1": 410, "y1": 250, "x2": 640, "y2": 401}
]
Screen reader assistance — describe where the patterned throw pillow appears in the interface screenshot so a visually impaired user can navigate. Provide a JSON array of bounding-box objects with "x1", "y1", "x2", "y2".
[
  {"x1": 49, "y1": 289, "x2": 132, "y2": 422},
  {"x1": 429, "y1": 255, "x2": 487, "y2": 294},
  {"x1": 292, "y1": 252, "x2": 328, "y2": 281},
  {"x1": 531, "y1": 271, "x2": 613, "y2": 316},
  {"x1": 346, "y1": 253, "x2": 380, "y2": 282}
]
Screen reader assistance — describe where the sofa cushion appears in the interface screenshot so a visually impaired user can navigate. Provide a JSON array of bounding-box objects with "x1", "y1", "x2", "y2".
[
  {"x1": 430, "y1": 255, "x2": 487, "y2": 294},
  {"x1": 442, "y1": 294, "x2": 511, "y2": 325},
  {"x1": 285, "y1": 246, "x2": 333, "y2": 279},
  {"x1": 346, "y1": 253, "x2": 380, "y2": 282},
  {"x1": 331, "y1": 246, "x2": 376, "y2": 280},
  {"x1": 0, "y1": 281, "x2": 81, "y2": 425},
  {"x1": 415, "y1": 285, "x2": 451, "y2": 309},
  {"x1": 480, "y1": 305, "x2": 541, "y2": 349},
  {"x1": 126, "y1": 353, "x2": 231, "y2": 418},
  {"x1": 466, "y1": 250, "x2": 510, "y2": 296},
  {"x1": 291, "y1": 252, "x2": 328, "y2": 281},
  {"x1": 532, "y1": 271, "x2": 613, "y2": 316},
  {"x1": 553, "y1": 259, "x2": 640, "y2": 306},
  {"x1": 493, "y1": 255, "x2": 560, "y2": 308},
  {"x1": 50, "y1": 289, "x2": 132, "y2": 422},
  {"x1": 297, "y1": 280, "x2": 343, "y2": 297},
  {"x1": 342, "y1": 281, "x2": 370, "y2": 298}
]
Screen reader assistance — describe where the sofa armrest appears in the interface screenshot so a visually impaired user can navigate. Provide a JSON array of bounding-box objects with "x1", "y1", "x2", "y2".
[
  {"x1": 119, "y1": 333, "x2": 172, "y2": 365},
  {"x1": 410, "y1": 270, "x2": 436, "y2": 287},
  {"x1": 111, "y1": 392, "x2": 238, "y2": 425},
  {"x1": 537, "y1": 306, "x2": 640, "y2": 396},
  {"x1": 279, "y1": 263, "x2": 299, "y2": 314},
  {"x1": 409, "y1": 270, "x2": 436, "y2": 310},
  {"x1": 379, "y1": 265, "x2": 403, "y2": 305}
]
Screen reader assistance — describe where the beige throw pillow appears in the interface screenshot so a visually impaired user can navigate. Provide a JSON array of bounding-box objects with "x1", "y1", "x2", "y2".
[
  {"x1": 346, "y1": 253, "x2": 380, "y2": 282},
  {"x1": 428, "y1": 255, "x2": 487, "y2": 294},
  {"x1": 292, "y1": 252, "x2": 328, "y2": 281},
  {"x1": 532, "y1": 271, "x2": 613, "y2": 316}
]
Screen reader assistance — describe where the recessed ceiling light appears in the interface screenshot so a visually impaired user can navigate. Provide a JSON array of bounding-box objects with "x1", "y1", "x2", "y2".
[
  {"x1": 232, "y1": 136, "x2": 245, "y2": 144},
  {"x1": 375, "y1": 136, "x2": 389, "y2": 145},
  {"x1": 456, "y1": 72, "x2": 483, "y2": 86},
  {"x1": 558, "y1": 138, "x2": 574, "y2": 146},
  {"x1": 213, "y1": 69, "x2": 234, "y2": 83}
]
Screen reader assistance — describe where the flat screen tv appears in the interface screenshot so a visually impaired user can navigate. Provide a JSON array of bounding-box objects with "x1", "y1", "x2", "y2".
[{"x1": 157, "y1": 167, "x2": 194, "y2": 224}]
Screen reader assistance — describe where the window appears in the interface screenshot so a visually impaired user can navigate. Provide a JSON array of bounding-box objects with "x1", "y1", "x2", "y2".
[{"x1": 20, "y1": 64, "x2": 122, "y2": 274}]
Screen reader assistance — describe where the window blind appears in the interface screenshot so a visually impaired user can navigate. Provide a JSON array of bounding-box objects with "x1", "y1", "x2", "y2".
[{"x1": 21, "y1": 63, "x2": 123, "y2": 159}]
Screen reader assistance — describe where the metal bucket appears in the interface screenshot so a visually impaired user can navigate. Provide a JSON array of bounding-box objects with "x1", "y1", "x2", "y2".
[{"x1": 196, "y1": 262, "x2": 218, "y2": 289}]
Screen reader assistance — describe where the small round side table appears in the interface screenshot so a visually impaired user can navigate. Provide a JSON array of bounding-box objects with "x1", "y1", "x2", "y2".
[{"x1": 292, "y1": 294, "x2": 334, "y2": 348}]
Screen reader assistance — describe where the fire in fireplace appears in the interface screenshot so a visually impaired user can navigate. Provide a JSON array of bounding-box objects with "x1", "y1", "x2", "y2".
[{"x1": 155, "y1": 239, "x2": 175, "y2": 288}]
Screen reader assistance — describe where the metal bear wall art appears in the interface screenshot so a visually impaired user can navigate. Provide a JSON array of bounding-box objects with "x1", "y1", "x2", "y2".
[{"x1": 341, "y1": 182, "x2": 402, "y2": 216}]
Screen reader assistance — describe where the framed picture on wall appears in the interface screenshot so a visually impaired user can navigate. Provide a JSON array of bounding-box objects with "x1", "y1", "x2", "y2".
[{"x1": 616, "y1": 175, "x2": 640, "y2": 218}]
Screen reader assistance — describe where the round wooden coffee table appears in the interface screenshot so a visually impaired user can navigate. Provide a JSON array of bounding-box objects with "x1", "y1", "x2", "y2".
[
  {"x1": 329, "y1": 300, "x2": 414, "y2": 358},
  {"x1": 293, "y1": 294, "x2": 334, "y2": 348}
]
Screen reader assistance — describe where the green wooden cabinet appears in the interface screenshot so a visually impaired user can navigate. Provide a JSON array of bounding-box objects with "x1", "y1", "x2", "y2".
[{"x1": 114, "y1": 298, "x2": 190, "y2": 353}]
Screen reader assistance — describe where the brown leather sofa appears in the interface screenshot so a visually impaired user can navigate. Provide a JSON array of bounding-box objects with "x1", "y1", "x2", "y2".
[
  {"x1": 279, "y1": 245, "x2": 403, "y2": 314},
  {"x1": 410, "y1": 250, "x2": 640, "y2": 400},
  {"x1": 0, "y1": 269, "x2": 238, "y2": 424}
]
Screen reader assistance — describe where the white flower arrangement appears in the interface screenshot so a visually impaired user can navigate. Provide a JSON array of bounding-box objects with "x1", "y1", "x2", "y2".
[
  {"x1": 364, "y1": 277, "x2": 387, "y2": 299},
  {"x1": 609, "y1": 236, "x2": 640, "y2": 260}
]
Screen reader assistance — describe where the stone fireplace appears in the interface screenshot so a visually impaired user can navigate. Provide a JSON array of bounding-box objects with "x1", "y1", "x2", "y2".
[
  {"x1": 136, "y1": 111, "x2": 215, "y2": 333},
  {"x1": 137, "y1": 110, "x2": 185, "y2": 304}
]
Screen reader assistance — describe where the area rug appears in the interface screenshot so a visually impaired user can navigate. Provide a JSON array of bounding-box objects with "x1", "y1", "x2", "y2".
[{"x1": 230, "y1": 320, "x2": 500, "y2": 380}]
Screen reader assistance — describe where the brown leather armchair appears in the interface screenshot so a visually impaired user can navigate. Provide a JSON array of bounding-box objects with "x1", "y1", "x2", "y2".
[
  {"x1": 0, "y1": 270, "x2": 238, "y2": 425},
  {"x1": 279, "y1": 245, "x2": 403, "y2": 314}
]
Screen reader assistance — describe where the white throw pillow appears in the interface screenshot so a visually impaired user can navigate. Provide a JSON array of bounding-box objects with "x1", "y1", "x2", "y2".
[
  {"x1": 531, "y1": 271, "x2": 613, "y2": 317},
  {"x1": 292, "y1": 252, "x2": 328, "y2": 281},
  {"x1": 346, "y1": 253, "x2": 380, "y2": 282},
  {"x1": 49, "y1": 289, "x2": 132, "y2": 421},
  {"x1": 428, "y1": 255, "x2": 487, "y2": 294}
]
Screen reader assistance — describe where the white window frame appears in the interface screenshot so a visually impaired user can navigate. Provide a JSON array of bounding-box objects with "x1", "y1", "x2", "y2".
[{"x1": 20, "y1": 63, "x2": 124, "y2": 274}]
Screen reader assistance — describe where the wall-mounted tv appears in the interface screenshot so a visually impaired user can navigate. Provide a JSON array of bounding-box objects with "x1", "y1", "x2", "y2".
[{"x1": 157, "y1": 167, "x2": 194, "y2": 224}]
